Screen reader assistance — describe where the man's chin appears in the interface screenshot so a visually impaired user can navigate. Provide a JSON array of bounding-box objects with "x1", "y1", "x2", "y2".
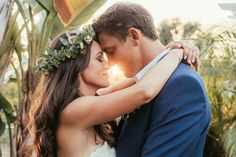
[{"x1": 124, "y1": 71, "x2": 135, "y2": 78}]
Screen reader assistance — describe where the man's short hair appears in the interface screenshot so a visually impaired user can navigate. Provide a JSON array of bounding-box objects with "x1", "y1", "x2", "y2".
[{"x1": 93, "y1": 2, "x2": 159, "y2": 41}]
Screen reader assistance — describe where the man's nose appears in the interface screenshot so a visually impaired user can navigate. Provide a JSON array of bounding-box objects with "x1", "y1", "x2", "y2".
[
  {"x1": 104, "y1": 60, "x2": 111, "y2": 70},
  {"x1": 108, "y1": 58, "x2": 116, "y2": 66}
]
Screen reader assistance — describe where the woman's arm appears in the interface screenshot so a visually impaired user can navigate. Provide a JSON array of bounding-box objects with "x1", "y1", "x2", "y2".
[
  {"x1": 62, "y1": 49, "x2": 183, "y2": 129},
  {"x1": 96, "y1": 78, "x2": 135, "y2": 96},
  {"x1": 166, "y1": 40, "x2": 200, "y2": 71},
  {"x1": 97, "y1": 45, "x2": 199, "y2": 96}
]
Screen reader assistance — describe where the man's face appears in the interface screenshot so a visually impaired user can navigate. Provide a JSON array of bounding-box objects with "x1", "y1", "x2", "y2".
[{"x1": 99, "y1": 32, "x2": 142, "y2": 77}]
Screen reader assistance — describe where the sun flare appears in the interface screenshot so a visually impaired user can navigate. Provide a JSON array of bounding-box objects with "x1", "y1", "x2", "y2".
[{"x1": 108, "y1": 65, "x2": 126, "y2": 84}]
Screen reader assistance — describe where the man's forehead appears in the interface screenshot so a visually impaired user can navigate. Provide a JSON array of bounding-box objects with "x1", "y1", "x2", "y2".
[
  {"x1": 99, "y1": 36, "x2": 114, "y2": 49},
  {"x1": 99, "y1": 32, "x2": 118, "y2": 43}
]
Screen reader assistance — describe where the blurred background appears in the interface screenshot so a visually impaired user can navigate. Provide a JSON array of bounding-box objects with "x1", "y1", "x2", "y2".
[{"x1": 0, "y1": 0, "x2": 235, "y2": 157}]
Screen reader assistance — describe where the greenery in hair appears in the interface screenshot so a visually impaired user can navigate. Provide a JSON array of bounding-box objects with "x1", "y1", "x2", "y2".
[{"x1": 37, "y1": 25, "x2": 95, "y2": 75}]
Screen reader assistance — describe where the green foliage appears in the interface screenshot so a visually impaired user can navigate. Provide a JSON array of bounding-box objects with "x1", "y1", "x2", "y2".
[
  {"x1": 157, "y1": 18, "x2": 201, "y2": 45},
  {"x1": 223, "y1": 122, "x2": 236, "y2": 157},
  {"x1": 191, "y1": 25, "x2": 236, "y2": 157},
  {"x1": 0, "y1": 2, "x2": 234, "y2": 156},
  {"x1": 183, "y1": 22, "x2": 200, "y2": 38},
  {"x1": 0, "y1": 81, "x2": 19, "y2": 106},
  {"x1": 0, "y1": 92, "x2": 16, "y2": 157},
  {"x1": 0, "y1": 0, "x2": 107, "y2": 156},
  {"x1": 0, "y1": 93, "x2": 16, "y2": 123},
  {"x1": 37, "y1": 25, "x2": 95, "y2": 75},
  {"x1": 157, "y1": 19, "x2": 175, "y2": 45},
  {"x1": 195, "y1": 26, "x2": 236, "y2": 133}
]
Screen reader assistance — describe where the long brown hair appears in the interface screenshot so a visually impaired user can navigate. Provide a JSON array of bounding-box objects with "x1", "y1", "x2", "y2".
[{"x1": 29, "y1": 33, "x2": 117, "y2": 157}]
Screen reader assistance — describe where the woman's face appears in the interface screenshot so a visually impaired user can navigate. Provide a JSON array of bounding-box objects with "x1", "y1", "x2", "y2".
[{"x1": 80, "y1": 41, "x2": 110, "y2": 89}]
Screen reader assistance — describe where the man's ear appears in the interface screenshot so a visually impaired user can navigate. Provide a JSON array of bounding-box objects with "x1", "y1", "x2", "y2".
[{"x1": 127, "y1": 28, "x2": 140, "y2": 47}]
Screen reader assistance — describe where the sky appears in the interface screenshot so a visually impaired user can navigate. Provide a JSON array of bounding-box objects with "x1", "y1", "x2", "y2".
[{"x1": 92, "y1": 0, "x2": 236, "y2": 26}]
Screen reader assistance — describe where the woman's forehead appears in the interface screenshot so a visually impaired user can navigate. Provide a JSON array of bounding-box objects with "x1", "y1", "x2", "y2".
[{"x1": 91, "y1": 41, "x2": 103, "y2": 55}]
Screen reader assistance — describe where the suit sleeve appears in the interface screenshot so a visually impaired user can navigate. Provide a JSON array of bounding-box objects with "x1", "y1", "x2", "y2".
[{"x1": 141, "y1": 74, "x2": 208, "y2": 157}]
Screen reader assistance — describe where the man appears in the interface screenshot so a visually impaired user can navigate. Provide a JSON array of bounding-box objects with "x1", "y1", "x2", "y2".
[{"x1": 93, "y1": 2, "x2": 211, "y2": 157}]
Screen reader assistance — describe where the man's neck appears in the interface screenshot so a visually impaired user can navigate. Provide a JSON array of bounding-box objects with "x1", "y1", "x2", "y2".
[{"x1": 141, "y1": 39, "x2": 165, "y2": 68}]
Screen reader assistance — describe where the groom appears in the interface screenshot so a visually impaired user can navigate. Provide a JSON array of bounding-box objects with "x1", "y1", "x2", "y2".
[{"x1": 93, "y1": 2, "x2": 211, "y2": 157}]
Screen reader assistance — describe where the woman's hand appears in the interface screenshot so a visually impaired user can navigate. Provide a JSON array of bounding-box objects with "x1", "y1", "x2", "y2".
[
  {"x1": 96, "y1": 87, "x2": 113, "y2": 96},
  {"x1": 170, "y1": 48, "x2": 184, "y2": 62},
  {"x1": 165, "y1": 41, "x2": 201, "y2": 71}
]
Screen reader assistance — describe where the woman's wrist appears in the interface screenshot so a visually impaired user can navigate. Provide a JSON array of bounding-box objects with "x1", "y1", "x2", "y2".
[{"x1": 170, "y1": 49, "x2": 183, "y2": 62}]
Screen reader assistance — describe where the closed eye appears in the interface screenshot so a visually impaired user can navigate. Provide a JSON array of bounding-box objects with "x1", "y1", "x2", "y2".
[
  {"x1": 96, "y1": 52, "x2": 105, "y2": 62},
  {"x1": 104, "y1": 47, "x2": 115, "y2": 54}
]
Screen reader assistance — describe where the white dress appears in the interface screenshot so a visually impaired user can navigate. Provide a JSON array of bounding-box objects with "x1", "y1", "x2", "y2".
[{"x1": 89, "y1": 141, "x2": 116, "y2": 157}]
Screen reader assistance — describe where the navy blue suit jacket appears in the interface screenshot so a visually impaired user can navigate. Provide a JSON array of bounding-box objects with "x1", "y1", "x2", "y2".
[{"x1": 116, "y1": 63, "x2": 211, "y2": 157}]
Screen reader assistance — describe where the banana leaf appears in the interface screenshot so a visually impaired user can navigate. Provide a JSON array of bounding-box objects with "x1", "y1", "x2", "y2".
[
  {"x1": 0, "y1": 92, "x2": 16, "y2": 123},
  {"x1": 51, "y1": 0, "x2": 108, "y2": 38},
  {"x1": 0, "y1": 92, "x2": 15, "y2": 157},
  {"x1": 34, "y1": 0, "x2": 107, "y2": 55},
  {"x1": 54, "y1": 0, "x2": 93, "y2": 27},
  {"x1": 0, "y1": 1, "x2": 19, "y2": 86},
  {"x1": 0, "y1": 0, "x2": 12, "y2": 45},
  {"x1": 0, "y1": 117, "x2": 5, "y2": 137},
  {"x1": 0, "y1": 0, "x2": 14, "y2": 85}
]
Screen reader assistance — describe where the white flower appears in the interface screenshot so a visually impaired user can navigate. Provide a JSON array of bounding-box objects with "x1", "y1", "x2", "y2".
[
  {"x1": 84, "y1": 35, "x2": 92, "y2": 44},
  {"x1": 80, "y1": 42, "x2": 84, "y2": 49},
  {"x1": 68, "y1": 35, "x2": 78, "y2": 45}
]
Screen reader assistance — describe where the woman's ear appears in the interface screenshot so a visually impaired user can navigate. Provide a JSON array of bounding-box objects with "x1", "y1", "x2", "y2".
[{"x1": 127, "y1": 28, "x2": 140, "y2": 47}]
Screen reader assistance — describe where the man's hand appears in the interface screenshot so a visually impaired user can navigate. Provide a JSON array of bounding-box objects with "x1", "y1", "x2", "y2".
[{"x1": 166, "y1": 41, "x2": 201, "y2": 71}]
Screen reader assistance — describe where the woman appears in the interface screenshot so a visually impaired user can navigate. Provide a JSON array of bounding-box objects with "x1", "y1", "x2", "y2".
[{"x1": 29, "y1": 25, "x2": 197, "y2": 157}]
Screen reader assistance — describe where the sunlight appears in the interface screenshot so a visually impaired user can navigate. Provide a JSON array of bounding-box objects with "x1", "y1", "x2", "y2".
[
  {"x1": 92, "y1": 0, "x2": 235, "y2": 25},
  {"x1": 108, "y1": 65, "x2": 126, "y2": 84},
  {"x1": 108, "y1": 65, "x2": 124, "y2": 76}
]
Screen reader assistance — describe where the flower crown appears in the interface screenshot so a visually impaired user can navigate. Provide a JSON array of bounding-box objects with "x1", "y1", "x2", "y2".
[{"x1": 36, "y1": 25, "x2": 95, "y2": 76}]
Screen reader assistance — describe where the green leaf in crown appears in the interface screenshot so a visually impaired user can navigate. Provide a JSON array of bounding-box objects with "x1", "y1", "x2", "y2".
[{"x1": 36, "y1": 24, "x2": 95, "y2": 76}]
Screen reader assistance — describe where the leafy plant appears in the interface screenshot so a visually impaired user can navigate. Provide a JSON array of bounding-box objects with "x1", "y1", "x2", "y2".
[{"x1": 0, "y1": 0, "x2": 107, "y2": 156}]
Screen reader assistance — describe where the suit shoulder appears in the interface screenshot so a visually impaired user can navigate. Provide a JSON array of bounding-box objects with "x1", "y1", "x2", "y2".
[
  {"x1": 152, "y1": 63, "x2": 206, "y2": 101},
  {"x1": 168, "y1": 63, "x2": 203, "y2": 85}
]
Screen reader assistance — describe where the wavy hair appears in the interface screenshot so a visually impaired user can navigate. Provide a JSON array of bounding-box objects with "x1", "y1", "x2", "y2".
[{"x1": 29, "y1": 33, "x2": 117, "y2": 157}]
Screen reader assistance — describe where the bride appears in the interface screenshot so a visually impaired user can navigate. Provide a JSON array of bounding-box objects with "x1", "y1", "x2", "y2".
[{"x1": 29, "y1": 25, "x2": 198, "y2": 157}]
